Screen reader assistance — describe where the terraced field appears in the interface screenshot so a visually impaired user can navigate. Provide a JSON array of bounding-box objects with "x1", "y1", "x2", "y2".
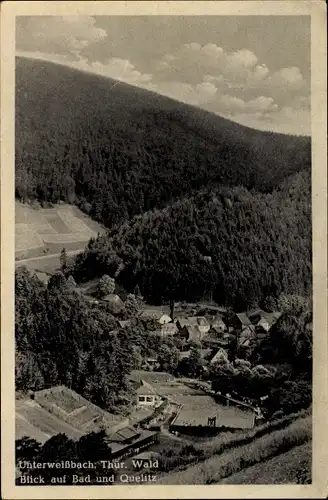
[{"x1": 15, "y1": 201, "x2": 106, "y2": 272}]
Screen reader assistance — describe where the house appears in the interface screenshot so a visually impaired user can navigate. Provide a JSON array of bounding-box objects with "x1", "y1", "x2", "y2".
[
  {"x1": 176, "y1": 316, "x2": 210, "y2": 335},
  {"x1": 160, "y1": 322, "x2": 178, "y2": 337},
  {"x1": 139, "y1": 308, "x2": 168, "y2": 322},
  {"x1": 248, "y1": 309, "x2": 266, "y2": 325},
  {"x1": 223, "y1": 312, "x2": 251, "y2": 331},
  {"x1": 248, "y1": 309, "x2": 281, "y2": 330},
  {"x1": 159, "y1": 314, "x2": 172, "y2": 325},
  {"x1": 176, "y1": 325, "x2": 205, "y2": 343},
  {"x1": 202, "y1": 332, "x2": 231, "y2": 349},
  {"x1": 136, "y1": 381, "x2": 162, "y2": 407},
  {"x1": 210, "y1": 348, "x2": 229, "y2": 364},
  {"x1": 209, "y1": 317, "x2": 226, "y2": 336},
  {"x1": 106, "y1": 429, "x2": 159, "y2": 460}
]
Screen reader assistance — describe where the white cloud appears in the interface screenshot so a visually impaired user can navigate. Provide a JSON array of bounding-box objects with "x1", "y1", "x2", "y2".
[
  {"x1": 250, "y1": 64, "x2": 270, "y2": 82},
  {"x1": 224, "y1": 106, "x2": 310, "y2": 136},
  {"x1": 17, "y1": 51, "x2": 152, "y2": 85},
  {"x1": 195, "y1": 81, "x2": 218, "y2": 103},
  {"x1": 224, "y1": 49, "x2": 258, "y2": 71},
  {"x1": 158, "y1": 43, "x2": 257, "y2": 80},
  {"x1": 17, "y1": 16, "x2": 107, "y2": 54},
  {"x1": 17, "y1": 50, "x2": 75, "y2": 65},
  {"x1": 142, "y1": 80, "x2": 217, "y2": 106},
  {"x1": 86, "y1": 58, "x2": 152, "y2": 83},
  {"x1": 214, "y1": 94, "x2": 278, "y2": 116},
  {"x1": 159, "y1": 43, "x2": 306, "y2": 97},
  {"x1": 245, "y1": 96, "x2": 278, "y2": 113},
  {"x1": 218, "y1": 94, "x2": 246, "y2": 113},
  {"x1": 268, "y1": 66, "x2": 304, "y2": 89}
]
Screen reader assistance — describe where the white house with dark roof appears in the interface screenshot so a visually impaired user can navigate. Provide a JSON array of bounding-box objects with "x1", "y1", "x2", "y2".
[
  {"x1": 136, "y1": 380, "x2": 162, "y2": 407},
  {"x1": 176, "y1": 316, "x2": 210, "y2": 335}
]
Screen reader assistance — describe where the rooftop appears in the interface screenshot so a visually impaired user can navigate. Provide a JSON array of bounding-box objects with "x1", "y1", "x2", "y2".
[
  {"x1": 108, "y1": 430, "x2": 158, "y2": 455},
  {"x1": 108, "y1": 425, "x2": 140, "y2": 443},
  {"x1": 178, "y1": 316, "x2": 209, "y2": 328},
  {"x1": 136, "y1": 381, "x2": 158, "y2": 396},
  {"x1": 178, "y1": 325, "x2": 203, "y2": 342},
  {"x1": 236, "y1": 313, "x2": 252, "y2": 327}
]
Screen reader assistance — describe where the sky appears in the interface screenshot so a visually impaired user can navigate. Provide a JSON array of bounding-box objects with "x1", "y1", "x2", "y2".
[{"x1": 16, "y1": 15, "x2": 311, "y2": 135}]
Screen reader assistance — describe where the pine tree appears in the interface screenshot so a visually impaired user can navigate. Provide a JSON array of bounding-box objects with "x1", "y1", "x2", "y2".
[{"x1": 60, "y1": 248, "x2": 67, "y2": 273}]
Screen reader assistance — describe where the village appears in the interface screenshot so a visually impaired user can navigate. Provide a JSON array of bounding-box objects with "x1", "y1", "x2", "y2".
[{"x1": 16, "y1": 275, "x2": 283, "y2": 478}]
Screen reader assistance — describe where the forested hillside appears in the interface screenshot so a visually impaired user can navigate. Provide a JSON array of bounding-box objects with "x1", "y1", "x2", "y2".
[
  {"x1": 15, "y1": 268, "x2": 181, "y2": 413},
  {"x1": 72, "y1": 169, "x2": 311, "y2": 310},
  {"x1": 16, "y1": 57, "x2": 310, "y2": 228}
]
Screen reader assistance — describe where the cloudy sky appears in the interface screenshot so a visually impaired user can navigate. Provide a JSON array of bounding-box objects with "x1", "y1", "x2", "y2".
[{"x1": 16, "y1": 16, "x2": 310, "y2": 135}]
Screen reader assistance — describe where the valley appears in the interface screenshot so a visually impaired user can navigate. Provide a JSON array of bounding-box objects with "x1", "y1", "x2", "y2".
[{"x1": 14, "y1": 56, "x2": 312, "y2": 486}]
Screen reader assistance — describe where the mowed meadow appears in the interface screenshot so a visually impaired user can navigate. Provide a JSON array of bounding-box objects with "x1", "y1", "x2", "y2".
[{"x1": 15, "y1": 201, "x2": 105, "y2": 272}]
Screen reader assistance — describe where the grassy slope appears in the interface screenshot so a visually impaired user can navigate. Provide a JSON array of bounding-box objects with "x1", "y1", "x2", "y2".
[
  {"x1": 219, "y1": 441, "x2": 311, "y2": 484},
  {"x1": 157, "y1": 415, "x2": 311, "y2": 484},
  {"x1": 16, "y1": 56, "x2": 311, "y2": 226}
]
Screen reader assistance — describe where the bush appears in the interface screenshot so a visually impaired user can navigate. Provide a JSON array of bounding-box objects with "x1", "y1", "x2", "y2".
[{"x1": 96, "y1": 275, "x2": 115, "y2": 298}]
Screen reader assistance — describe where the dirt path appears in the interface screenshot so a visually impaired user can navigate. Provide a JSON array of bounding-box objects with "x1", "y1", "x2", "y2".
[{"x1": 15, "y1": 249, "x2": 82, "y2": 266}]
